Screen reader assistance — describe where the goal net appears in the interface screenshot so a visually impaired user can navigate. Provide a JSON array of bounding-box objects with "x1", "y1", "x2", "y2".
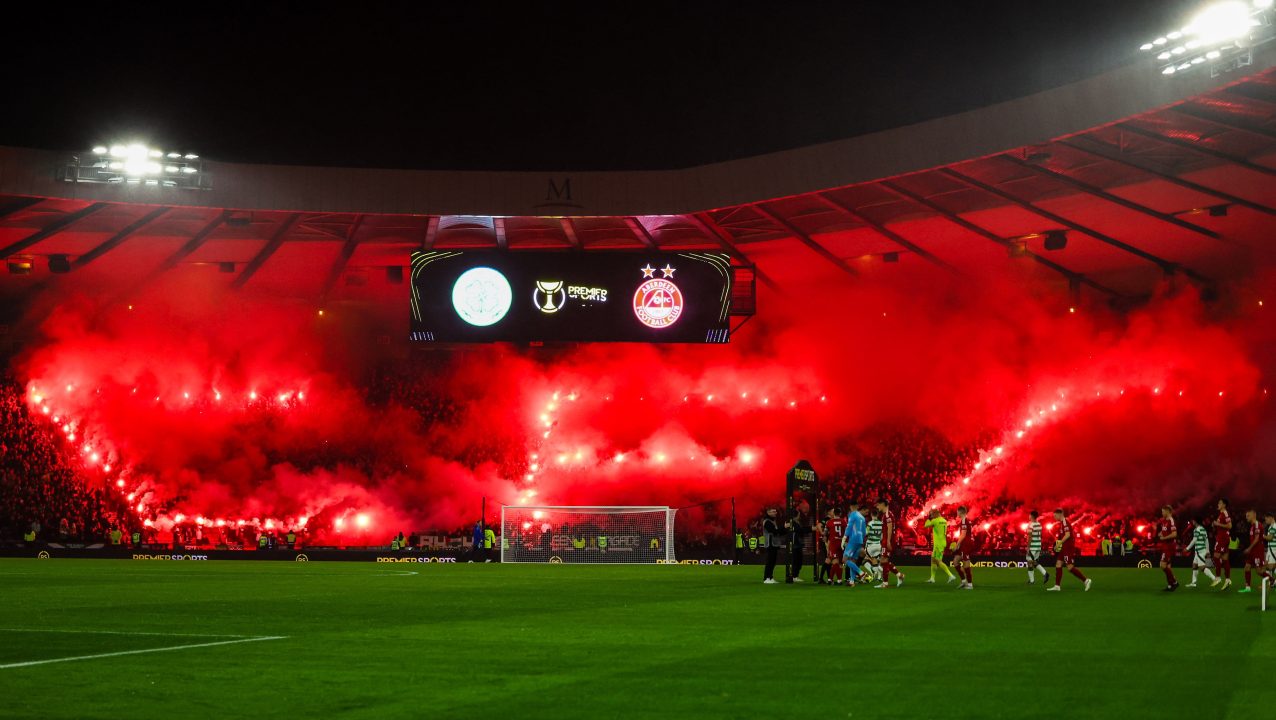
[{"x1": 500, "y1": 506, "x2": 676, "y2": 564}]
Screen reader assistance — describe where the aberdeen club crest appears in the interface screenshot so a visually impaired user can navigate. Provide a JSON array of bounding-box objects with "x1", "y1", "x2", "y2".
[{"x1": 633, "y1": 264, "x2": 683, "y2": 329}]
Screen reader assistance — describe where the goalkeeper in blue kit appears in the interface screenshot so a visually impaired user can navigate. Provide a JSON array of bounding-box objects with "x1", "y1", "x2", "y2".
[{"x1": 842, "y1": 500, "x2": 867, "y2": 585}]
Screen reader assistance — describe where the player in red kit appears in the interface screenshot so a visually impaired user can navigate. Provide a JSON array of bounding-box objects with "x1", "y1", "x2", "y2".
[
  {"x1": 1212, "y1": 498, "x2": 1233, "y2": 590},
  {"x1": 874, "y1": 499, "x2": 905, "y2": 588},
  {"x1": 1046, "y1": 508, "x2": 1091, "y2": 592},
  {"x1": 951, "y1": 506, "x2": 975, "y2": 589},
  {"x1": 1240, "y1": 509, "x2": 1264, "y2": 594},
  {"x1": 1155, "y1": 505, "x2": 1180, "y2": 592},
  {"x1": 825, "y1": 507, "x2": 848, "y2": 585}
]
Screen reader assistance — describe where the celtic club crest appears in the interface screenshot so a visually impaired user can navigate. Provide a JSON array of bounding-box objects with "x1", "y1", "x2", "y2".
[{"x1": 633, "y1": 278, "x2": 684, "y2": 328}]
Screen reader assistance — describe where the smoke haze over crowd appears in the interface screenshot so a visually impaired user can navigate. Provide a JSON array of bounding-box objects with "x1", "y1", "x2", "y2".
[{"x1": 12, "y1": 267, "x2": 1273, "y2": 541}]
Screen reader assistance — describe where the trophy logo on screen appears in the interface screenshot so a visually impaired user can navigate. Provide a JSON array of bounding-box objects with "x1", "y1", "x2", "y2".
[{"x1": 533, "y1": 280, "x2": 568, "y2": 314}]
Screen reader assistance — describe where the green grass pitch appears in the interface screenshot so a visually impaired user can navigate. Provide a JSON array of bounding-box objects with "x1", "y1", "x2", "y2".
[{"x1": 0, "y1": 559, "x2": 1272, "y2": 719}]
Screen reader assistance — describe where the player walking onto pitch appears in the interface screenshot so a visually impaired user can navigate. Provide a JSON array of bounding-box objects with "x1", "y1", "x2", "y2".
[
  {"x1": 842, "y1": 500, "x2": 867, "y2": 586},
  {"x1": 1025, "y1": 510, "x2": 1050, "y2": 584},
  {"x1": 1155, "y1": 505, "x2": 1180, "y2": 592},
  {"x1": 824, "y1": 507, "x2": 848, "y2": 585},
  {"x1": 923, "y1": 509, "x2": 957, "y2": 584},
  {"x1": 950, "y1": 506, "x2": 975, "y2": 589},
  {"x1": 813, "y1": 518, "x2": 829, "y2": 585},
  {"x1": 1183, "y1": 516, "x2": 1217, "y2": 588},
  {"x1": 1046, "y1": 508, "x2": 1091, "y2": 592},
  {"x1": 865, "y1": 510, "x2": 886, "y2": 585},
  {"x1": 1240, "y1": 509, "x2": 1265, "y2": 594},
  {"x1": 1263, "y1": 511, "x2": 1276, "y2": 586},
  {"x1": 874, "y1": 499, "x2": 905, "y2": 588},
  {"x1": 1211, "y1": 498, "x2": 1233, "y2": 590}
]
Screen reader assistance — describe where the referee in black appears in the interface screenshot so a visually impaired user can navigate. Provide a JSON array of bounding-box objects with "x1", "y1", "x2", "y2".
[{"x1": 762, "y1": 507, "x2": 789, "y2": 584}]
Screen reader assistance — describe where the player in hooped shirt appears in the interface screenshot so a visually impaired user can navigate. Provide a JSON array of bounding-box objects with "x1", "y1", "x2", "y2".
[
  {"x1": 1024, "y1": 510, "x2": 1050, "y2": 584},
  {"x1": 1183, "y1": 516, "x2": 1216, "y2": 588},
  {"x1": 873, "y1": 499, "x2": 905, "y2": 588},
  {"x1": 824, "y1": 507, "x2": 848, "y2": 585},
  {"x1": 1046, "y1": 508, "x2": 1091, "y2": 592},
  {"x1": 864, "y1": 511, "x2": 885, "y2": 583},
  {"x1": 1211, "y1": 498, "x2": 1233, "y2": 590},
  {"x1": 1155, "y1": 505, "x2": 1180, "y2": 592}
]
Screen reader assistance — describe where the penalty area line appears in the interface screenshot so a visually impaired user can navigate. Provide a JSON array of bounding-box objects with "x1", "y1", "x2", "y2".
[{"x1": 0, "y1": 635, "x2": 286, "y2": 670}]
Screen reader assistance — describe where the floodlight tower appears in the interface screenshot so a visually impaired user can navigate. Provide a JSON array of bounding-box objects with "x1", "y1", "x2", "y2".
[
  {"x1": 1138, "y1": 1, "x2": 1275, "y2": 77},
  {"x1": 60, "y1": 142, "x2": 211, "y2": 189}
]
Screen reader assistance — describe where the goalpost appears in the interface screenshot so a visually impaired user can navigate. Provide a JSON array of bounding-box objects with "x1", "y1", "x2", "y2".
[{"x1": 499, "y1": 506, "x2": 677, "y2": 564}]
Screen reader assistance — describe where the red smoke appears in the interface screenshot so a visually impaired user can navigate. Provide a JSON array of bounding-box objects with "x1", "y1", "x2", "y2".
[{"x1": 13, "y1": 266, "x2": 1274, "y2": 542}]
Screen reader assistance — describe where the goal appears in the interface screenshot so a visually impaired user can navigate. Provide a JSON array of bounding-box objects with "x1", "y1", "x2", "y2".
[{"x1": 499, "y1": 506, "x2": 676, "y2": 563}]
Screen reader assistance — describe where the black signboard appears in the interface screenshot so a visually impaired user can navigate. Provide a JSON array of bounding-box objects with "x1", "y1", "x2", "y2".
[{"x1": 410, "y1": 251, "x2": 733, "y2": 343}]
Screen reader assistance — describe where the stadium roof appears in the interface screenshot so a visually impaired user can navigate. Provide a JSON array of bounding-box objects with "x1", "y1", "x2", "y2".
[{"x1": 2, "y1": 52, "x2": 1275, "y2": 310}]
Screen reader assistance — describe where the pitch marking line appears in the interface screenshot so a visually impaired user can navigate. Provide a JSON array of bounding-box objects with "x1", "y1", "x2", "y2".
[
  {"x1": 0, "y1": 631, "x2": 286, "y2": 670},
  {"x1": 0, "y1": 571, "x2": 423, "y2": 577},
  {"x1": 0, "y1": 627, "x2": 258, "y2": 638}
]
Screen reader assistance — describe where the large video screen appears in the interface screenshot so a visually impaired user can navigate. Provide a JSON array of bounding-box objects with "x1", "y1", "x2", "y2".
[{"x1": 410, "y1": 251, "x2": 733, "y2": 343}]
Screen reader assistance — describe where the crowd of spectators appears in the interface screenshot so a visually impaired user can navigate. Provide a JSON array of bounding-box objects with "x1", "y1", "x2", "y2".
[
  {"x1": 2, "y1": 362, "x2": 1258, "y2": 558},
  {"x1": 367, "y1": 356, "x2": 522, "y2": 476},
  {"x1": 0, "y1": 378, "x2": 131, "y2": 544},
  {"x1": 367, "y1": 359, "x2": 461, "y2": 431}
]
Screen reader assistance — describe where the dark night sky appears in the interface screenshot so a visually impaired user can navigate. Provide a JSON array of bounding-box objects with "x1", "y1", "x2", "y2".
[{"x1": 0, "y1": 1, "x2": 1203, "y2": 171}]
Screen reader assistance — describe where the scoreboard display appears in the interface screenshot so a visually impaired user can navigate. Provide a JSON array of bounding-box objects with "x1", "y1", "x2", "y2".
[{"x1": 410, "y1": 251, "x2": 733, "y2": 343}]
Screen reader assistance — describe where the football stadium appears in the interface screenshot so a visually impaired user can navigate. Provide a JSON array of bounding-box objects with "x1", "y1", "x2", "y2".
[{"x1": 2, "y1": 3, "x2": 1276, "y2": 718}]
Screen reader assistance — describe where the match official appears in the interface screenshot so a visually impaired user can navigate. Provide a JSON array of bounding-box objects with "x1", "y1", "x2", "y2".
[{"x1": 762, "y1": 507, "x2": 789, "y2": 584}]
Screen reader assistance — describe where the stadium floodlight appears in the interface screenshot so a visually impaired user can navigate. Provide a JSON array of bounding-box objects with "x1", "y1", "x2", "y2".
[
  {"x1": 1138, "y1": 0, "x2": 1274, "y2": 77},
  {"x1": 1186, "y1": 1, "x2": 1257, "y2": 43},
  {"x1": 60, "y1": 141, "x2": 211, "y2": 190}
]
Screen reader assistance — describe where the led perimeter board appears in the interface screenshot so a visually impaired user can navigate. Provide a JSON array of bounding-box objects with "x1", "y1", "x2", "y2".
[{"x1": 410, "y1": 251, "x2": 733, "y2": 343}]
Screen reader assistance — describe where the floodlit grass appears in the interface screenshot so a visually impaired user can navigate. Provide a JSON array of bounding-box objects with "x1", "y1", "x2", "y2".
[{"x1": 0, "y1": 559, "x2": 1271, "y2": 719}]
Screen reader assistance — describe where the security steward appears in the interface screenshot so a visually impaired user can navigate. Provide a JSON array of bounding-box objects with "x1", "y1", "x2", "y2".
[{"x1": 762, "y1": 508, "x2": 790, "y2": 584}]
